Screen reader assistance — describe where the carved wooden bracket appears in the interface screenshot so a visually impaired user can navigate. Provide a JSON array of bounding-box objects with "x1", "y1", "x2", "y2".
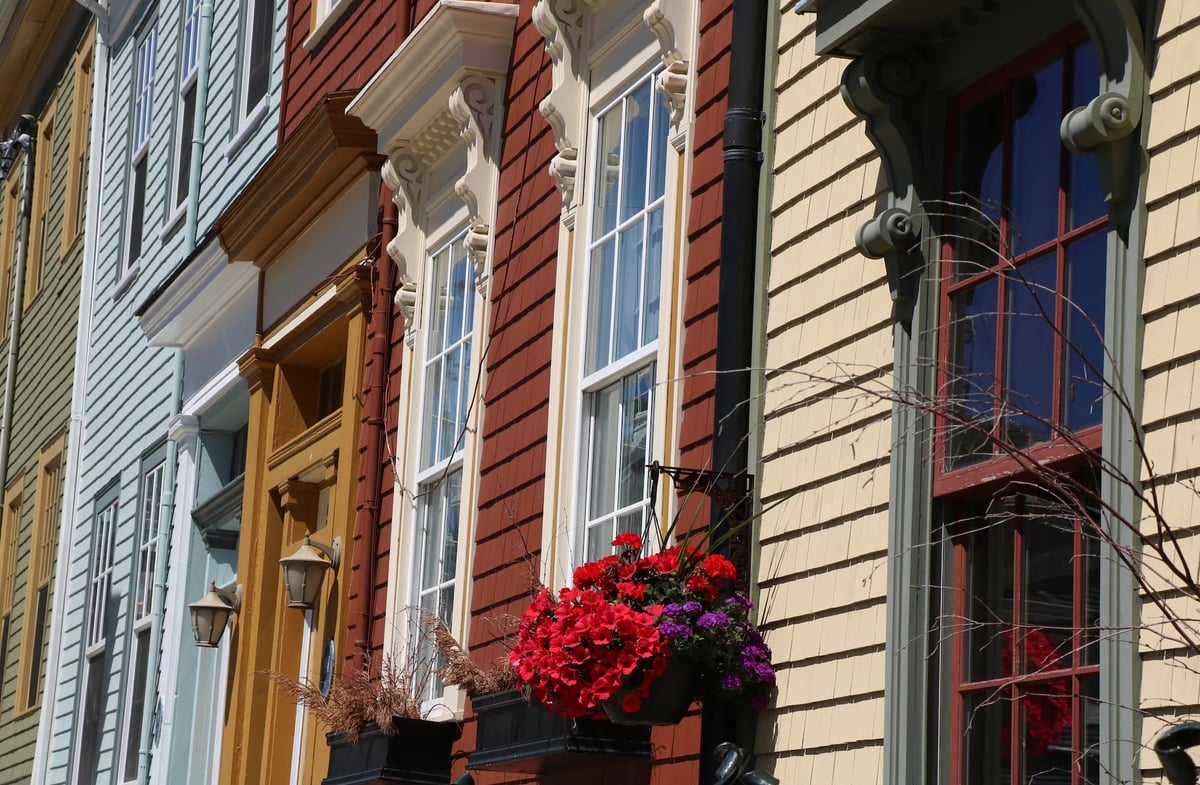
[
  {"x1": 856, "y1": 207, "x2": 922, "y2": 304},
  {"x1": 1061, "y1": 0, "x2": 1146, "y2": 212},
  {"x1": 449, "y1": 73, "x2": 506, "y2": 299}
]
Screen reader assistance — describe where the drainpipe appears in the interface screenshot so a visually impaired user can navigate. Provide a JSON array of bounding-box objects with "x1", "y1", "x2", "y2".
[
  {"x1": 33, "y1": 12, "x2": 108, "y2": 784},
  {"x1": 137, "y1": 2, "x2": 212, "y2": 782},
  {"x1": 0, "y1": 116, "x2": 35, "y2": 502},
  {"x1": 704, "y1": 0, "x2": 768, "y2": 781},
  {"x1": 348, "y1": 185, "x2": 397, "y2": 672}
]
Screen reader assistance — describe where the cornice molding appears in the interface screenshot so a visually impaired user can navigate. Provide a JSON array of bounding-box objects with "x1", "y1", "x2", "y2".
[
  {"x1": 533, "y1": 0, "x2": 694, "y2": 213},
  {"x1": 215, "y1": 92, "x2": 384, "y2": 268},
  {"x1": 352, "y1": 0, "x2": 517, "y2": 343}
]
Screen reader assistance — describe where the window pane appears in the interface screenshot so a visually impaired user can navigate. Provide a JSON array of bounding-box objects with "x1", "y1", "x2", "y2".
[
  {"x1": 617, "y1": 366, "x2": 653, "y2": 509},
  {"x1": 1003, "y1": 252, "x2": 1057, "y2": 448},
  {"x1": 247, "y1": 0, "x2": 273, "y2": 111},
  {"x1": 593, "y1": 109, "x2": 621, "y2": 240},
  {"x1": 1081, "y1": 674, "x2": 1100, "y2": 784},
  {"x1": 964, "y1": 508, "x2": 1013, "y2": 683},
  {"x1": 586, "y1": 382, "x2": 619, "y2": 521},
  {"x1": 77, "y1": 655, "x2": 107, "y2": 785},
  {"x1": 1082, "y1": 523, "x2": 1100, "y2": 666},
  {"x1": 176, "y1": 85, "x2": 196, "y2": 207},
  {"x1": 948, "y1": 277, "x2": 998, "y2": 468},
  {"x1": 442, "y1": 472, "x2": 460, "y2": 586},
  {"x1": 614, "y1": 222, "x2": 644, "y2": 360},
  {"x1": 129, "y1": 156, "x2": 147, "y2": 264},
  {"x1": 648, "y1": 95, "x2": 669, "y2": 202},
  {"x1": 1062, "y1": 230, "x2": 1106, "y2": 431},
  {"x1": 420, "y1": 483, "x2": 444, "y2": 591},
  {"x1": 962, "y1": 691, "x2": 1012, "y2": 785},
  {"x1": 1008, "y1": 58, "x2": 1063, "y2": 253},
  {"x1": 620, "y1": 80, "x2": 652, "y2": 222},
  {"x1": 953, "y1": 90, "x2": 1003, "y2": 276},
  {"x1": 421, "y1": 364, "x2": 442, "y2": 468},
  {"x1": 643, "y1": 207, "x2": 663, "y2": 346},
  {"x1": 124, "y1": 628, "x2": 151, "y2": 780},
  {"x1": 440, "y1": 345, "x2": 464, "y2": 463},
  {"x1": 427, "y1": 245, "x2": 450, "y2": 357},
  {"x1": 1068, "y1": 42, "x2": 1105, "y2": 230},
  {"x1": 1022, "y1": 511, "x2": 1075, "y2": 666},
  {"x1": 586, "y1": 238, "x2": 615, "y2": 374},
  {"x1": 1018, "y1": 680, "x2": 1074, "y2": 784}
]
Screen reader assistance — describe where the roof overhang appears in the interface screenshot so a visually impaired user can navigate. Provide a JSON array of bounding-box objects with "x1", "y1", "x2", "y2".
[{"x1": 215, "y1": 91, "x2": 385, "y2": 268}]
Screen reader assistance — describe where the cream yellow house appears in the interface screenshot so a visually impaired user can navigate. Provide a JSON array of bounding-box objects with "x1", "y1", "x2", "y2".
[{"x1": 756, "y1": 2, "x2": 1200, "y2": 785}]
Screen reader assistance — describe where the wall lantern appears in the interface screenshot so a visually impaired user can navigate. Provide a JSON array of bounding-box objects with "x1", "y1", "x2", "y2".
[
  {"x1": 188, "y1": 582, "x2": 242, "y2": 648},
  {"x1": 279, "y1": 535, "x2": 341, "y2": 609}
]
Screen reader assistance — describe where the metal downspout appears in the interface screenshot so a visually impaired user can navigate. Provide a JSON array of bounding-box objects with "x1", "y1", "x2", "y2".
[
  {"x1": 33, "y1": 11, "x2": 108, "y2": 783},
  {"x1": 0, "y1": 117, "x2": 36, "y2": 504},
  {"x1": 703, "y1": 0, "x2": 768, "y2": 781},
  {"x1": 137, "y1": 1, "x2": 212, "y2": 781},
  {"x1": 348, "y1": 187, "x2": 398, "y2": 671}
]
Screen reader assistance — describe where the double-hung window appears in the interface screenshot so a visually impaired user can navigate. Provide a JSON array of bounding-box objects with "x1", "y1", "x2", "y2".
[
  {"x1": 126, "y1": 27, "x2": 156, "y2": 271},
  {"x1": 123, "y1": 457, "x2": 164, "y2": 782},
  {"x1": 241, "y1": 0, "x2": 273, "y2": 121},
  {"x1": 412, "y1": 231, "x2": 474, "y2": 701},
  {"x1": 0, "y1": 483, "x2": 19, "y2": 708},
  {"x1": 937, "y1": 32, "x2": 1105, "y2": 785},
  {"x1": 173, "y1": 0, "x2": 201, "y2": 210},
  {"x1": 18, "y1": 437, "x2": 64, "y2": 714},
  {"x1": 27, "y1": 103, "x2": 53, "y2": 306},
  {"x1": 578, "y1": 71, "x2": 669, "y2": 563},
  {"x1": 76, "y1": 491, "x2": 117, "y2": 785}
]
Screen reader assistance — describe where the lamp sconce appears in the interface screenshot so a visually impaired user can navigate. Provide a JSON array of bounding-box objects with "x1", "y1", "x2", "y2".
[
  {"x1": 279, "y1": 535, "x2": 341, "y2": 610},
  {"x1": 188, "y1": 582, "x2": 242, "y2": 648}
]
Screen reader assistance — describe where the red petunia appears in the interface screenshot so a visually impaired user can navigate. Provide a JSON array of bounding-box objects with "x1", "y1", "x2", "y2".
[
  {"x1": 612, "y1": 532, "x2": 643, "y2": 550},
  {"x1": 701, "y1": 554, "x2": 737, "y2": 581}
]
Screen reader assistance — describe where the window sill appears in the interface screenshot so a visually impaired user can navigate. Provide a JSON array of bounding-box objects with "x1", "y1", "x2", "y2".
[
  {"x1": 303, "y1": 1, "x2": 352, "y2": 50},
  {"x1": 225, "y1": 101, "x2": 269, "y2": 160},
  {"x1": 112, "y1": 262, "x2": 140, "y2": 300},
  {"x1": 159, "y1": 203, "x2": 186, "y2": 242}
]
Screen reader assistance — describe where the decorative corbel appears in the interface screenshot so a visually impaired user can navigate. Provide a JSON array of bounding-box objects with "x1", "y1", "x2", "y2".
[
  {"x1": 1062, "y1": 0, "x2": 1146, "y2": 213},
  {"x1": 532, "y1": 0, "x2": 594, "y2": 213},
  {"x1": 856, "y1": 207, "x2": 923, "y2": 304},
  {"x1": 383, "y1": 150, "x2": 425, "y2": 349},
  {"x1": 841, "y1": 44, "x2": 926, "y2": 323},
  {"x1": 449, "y1": 74, "x2": 505, "y2": 300},
  {"x1": 643, "y1": 0, "x2": 692, "y2": 130}
]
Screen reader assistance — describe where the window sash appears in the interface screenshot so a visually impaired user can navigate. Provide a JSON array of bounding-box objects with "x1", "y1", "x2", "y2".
[
  {"x1": 244, "y1": 0, "x2": 273, "y2": 114},
  {"x1": 181, "y1": 0, "x2": 202, "y2": 78},
  {"x1": 133, "y1": 30, "x2": 156, "y2": 151},
  {"x1": 413, "y1": 470, "x2": 462, "y2": 701},
  {"x1": 86, "y1": 501, "x2": 117, "y2": 651},
  {"x1": 135, "y1": 462, "x2": 165, "y2": 623},
  {"x1": 935, "y1": 35, "x2": 1107, "y2": 487},
  {"x1": 421, "y1": 232, "x2": 474, "y2": 472}
]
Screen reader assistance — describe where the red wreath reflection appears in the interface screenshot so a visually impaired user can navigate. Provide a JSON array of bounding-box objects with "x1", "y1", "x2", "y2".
[{"x1": 1000, "y1": 629, "x2": 1072, "y2": 756}]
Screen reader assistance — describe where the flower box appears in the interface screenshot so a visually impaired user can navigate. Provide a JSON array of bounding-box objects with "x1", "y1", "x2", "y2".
[
  {"x1": 323, "y1": 717, "x2": 459, "y2": 785},
  {"x1": 467, "y1": 689, "x2": 651, "y2": 773}
]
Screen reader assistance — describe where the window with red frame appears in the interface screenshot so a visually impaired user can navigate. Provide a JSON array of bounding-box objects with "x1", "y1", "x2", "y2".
[{"x1": 938, "y1": 32, "x2": 1104, "y2": 785}]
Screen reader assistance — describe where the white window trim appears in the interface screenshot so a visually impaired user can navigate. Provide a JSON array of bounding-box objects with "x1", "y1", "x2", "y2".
[
  {"x1": 303, "y1": 0, "x2": 350, "y2": 50},
  {"x1": 536, "y1": 0, "x2": 696, "y2": 587},
  {"x1": 348, "y1": 0, "x2": 516, "y2": 720},
  {"x1": 75, "y1": 497, "x2": 117, "y2": 785},
  {"x1": 124, "y1": 27, "x2": 157, "y2": 275},
  {"x1": 238, "y1": 0, "x2": 274, "y2": 126},
  {"x1": 169, "y1": 71, "x2": 197, "y2": 215}
]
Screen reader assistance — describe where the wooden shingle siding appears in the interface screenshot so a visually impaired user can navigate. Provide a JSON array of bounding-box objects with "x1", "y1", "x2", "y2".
[
  {"x1": 280, "y1": 0, "x2": 398, "y2": 142},
  {"x1": 756, "y1": 5, "x2": 890, "y2": 780},
  {"x1": 1134, "y1": 1, "x2": 1200, "y2": 764}
]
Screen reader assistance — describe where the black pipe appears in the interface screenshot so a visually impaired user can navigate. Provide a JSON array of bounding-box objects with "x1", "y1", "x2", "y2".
[{"x1": 703, "y1": 0, "x2": 768, "y2": 782}]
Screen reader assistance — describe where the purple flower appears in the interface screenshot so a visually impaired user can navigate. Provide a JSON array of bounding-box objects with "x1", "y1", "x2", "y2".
[
  {"x1": 721, "y1": 672, "x2": 743, "y2": 691},
  {"x1": 754, "y1": 662, "x2": 776, "y2": 682},
  {"x1": 682, "y1": 600, "x2": 702, "y2": 613},
  {"x1": 724, "y1": 595, "x2": 754, "y2": 610},
  {"x1": 696, "y1": 612, "x2": 729, "y2": 628},
  {"x1": 658, "y1": 621, "x2": 693, "y2": 639},
  {"x1": 663, "y1": 603, "x2": 684, "y2": 617}
]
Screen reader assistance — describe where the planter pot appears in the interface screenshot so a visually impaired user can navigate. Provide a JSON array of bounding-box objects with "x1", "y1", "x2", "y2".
[
  {"x1": 468, "y1": 689, "x2": 651, "y2": 773},
  {"x1": 323, "y1": 717, "x2": 459, "y2": 785},
  {"x1": 601, "y1": 656, "x2": 699, "y2": 726}
]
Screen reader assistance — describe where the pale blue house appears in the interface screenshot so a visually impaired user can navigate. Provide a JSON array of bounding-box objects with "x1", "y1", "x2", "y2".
[{"x1": 36, "y1": 0, "x2": 284, "y2": 782}]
